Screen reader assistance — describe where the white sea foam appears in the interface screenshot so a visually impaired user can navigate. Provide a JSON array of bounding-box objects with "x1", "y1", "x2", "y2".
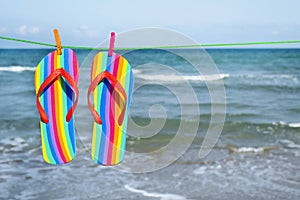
[
  {"x1": 193, "y1": 166, "x2": 207, "y2": 175},
  {"x1": 272, "y1": 121, "x2": 287, "y2": 126},
  {"x1": 279, "y1": 140, "x2": 300, "y2": 149},
  {"x1": 1, "y1": 137, "x2": 25, "y2": 146},
  {"x1": 288, "y1": 122, "x2": 300, "y2": 128},
  {"x1": 132, "y1": 69, "x2": 142, "y2": 74},
  {"x1": 125, "y1": 185, "x2": 186, "y2": 200},
  {"x1": 193, "y1": 164, "x2": 222, "y2": 175},
  {"x1": 0, "y1": 66, "x2": 36, "y2": 72},
  {"x1": 136, "y1": 73, "x2": 229, "y2": 82},
  {"x1": 233, "y1": 147, "x2": 265, "y2": 153},
  {"x1": 1, "y1": 137, "x2": 28, "y2": 152},
  {"x1": 227, "y1": 145, "x2": 274, "y2": 153},
  {"x1": 272, "y1": 121, "x2": 300, "y2": 128}
]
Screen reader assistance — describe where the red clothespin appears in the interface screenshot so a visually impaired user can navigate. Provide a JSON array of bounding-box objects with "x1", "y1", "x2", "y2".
[
  {"x1": 53, "y1": 29, "x2": 62, "y2": 55},
  {"x1": 108, "y1": 32, "x2": 115, "y2": 57}
]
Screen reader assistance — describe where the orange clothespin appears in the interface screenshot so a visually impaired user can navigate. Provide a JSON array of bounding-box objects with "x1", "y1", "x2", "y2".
[
  {"x1": 53, "y1": 29, "x2": 62, "y2": 55},
  {"x1": 108, "y1": 32, "x2": 115, "y2": 57}
]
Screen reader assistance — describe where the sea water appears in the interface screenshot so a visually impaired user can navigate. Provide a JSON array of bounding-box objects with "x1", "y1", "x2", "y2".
[{"x1": 0, "y1": 48, "x2": 299, "y2": 199}]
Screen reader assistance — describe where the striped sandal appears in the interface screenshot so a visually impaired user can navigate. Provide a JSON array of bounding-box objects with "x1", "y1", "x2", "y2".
[
  {"x1": 88, "y1": 32, "x2": 134, "y2": 165},
  {"x1": 34, "y1": 34, "x2": 79, "y2": 164}
]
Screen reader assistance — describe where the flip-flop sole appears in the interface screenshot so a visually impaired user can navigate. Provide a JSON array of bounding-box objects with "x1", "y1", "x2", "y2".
[
  {"x1": 91, "y1": 52, "x2": 134, "y2": 165},
  {"x1": 34, "y1": 49, "x2": 79, "y2": 164}
]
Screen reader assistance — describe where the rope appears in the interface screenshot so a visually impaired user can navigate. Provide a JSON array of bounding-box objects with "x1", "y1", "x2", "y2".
[
  {"x1": 0, "y1": 36, "x2": 55, "y2": 47},
  {"x1": 1, "y1": 35, "x2": 300, "y2": 50}
]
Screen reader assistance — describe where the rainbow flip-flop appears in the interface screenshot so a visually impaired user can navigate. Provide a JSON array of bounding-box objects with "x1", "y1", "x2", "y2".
[
  {"x1": 34, "y1": 48, "x2": 79, "y2": 164},
  {"x1": 88, "y1": 51, "x2": 134, "y2": 165}
]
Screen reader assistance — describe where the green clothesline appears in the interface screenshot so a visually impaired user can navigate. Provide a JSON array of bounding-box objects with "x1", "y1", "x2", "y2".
[{"x1": 1, "y1": 35, "x2": 300, "y2": 50}]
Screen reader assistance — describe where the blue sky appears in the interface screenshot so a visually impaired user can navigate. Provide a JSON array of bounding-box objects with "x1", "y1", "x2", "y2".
[{"x1": 0, "y1": 0, "x2": 300, "y2": 48}]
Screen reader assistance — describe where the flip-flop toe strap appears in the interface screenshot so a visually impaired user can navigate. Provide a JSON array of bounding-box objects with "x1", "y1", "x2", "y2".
[
  {"x1": 88, "y1": 70, "x2": 127, "y2": 126},
  {"x1": 36, "y1": 68, "x2": 79, "y2": 124}
]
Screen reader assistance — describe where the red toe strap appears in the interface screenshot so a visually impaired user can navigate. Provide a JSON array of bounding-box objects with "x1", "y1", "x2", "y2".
[
  {"x1": 36, "y1": 68, "x2": 79, "y2": 124},
  {"x1": 87, "y1": 70, "x2": 127, "y2": 125}
]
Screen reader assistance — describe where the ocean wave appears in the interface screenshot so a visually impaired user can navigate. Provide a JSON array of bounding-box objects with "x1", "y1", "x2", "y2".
[
  {"x1": 279, "y1": 140, "x2": 300, "y2": 149},
  {"x1": 235, "y1": 74, "x2": 298, "y2": 79},
  {"x1": 0, "y1": 118, "x2": 38, "y2": 131},
  {"x1": 125, "y1": 185, "x2": 186, "y2": 200},
  {"x1": 0, "y1": 66, "x2": 36, "y2": 72},
  {"x1": 193, "y1": 165, "x2": 222, "y2": 175},
  {"x1": 136, "y1": 73, "x2": 230, "y2": 82},
  {"x1": 132, "y1": 69, "x2": 142, "y2": 74},
  {"x1": 0, "y1": 137, "x2": 29, "y2": 152},
  {"x1": 130, "y1": 117, "x2": 300, "y2": 128},
  {"x1": 229, "y1": 74, "x2": 300, "y2": 87},
  {"x1": 272, "y1": 121, "x2": 300, "y2": 128},
  {"x1": 134, "y1": 72, "x2": 299, "y2": 84},
  {"x1": 288, "y1": 122, "x2": 300, "y2": 128},
  {"x1": 227, "y1": 145, "x2": 276, "y2": 154}
]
